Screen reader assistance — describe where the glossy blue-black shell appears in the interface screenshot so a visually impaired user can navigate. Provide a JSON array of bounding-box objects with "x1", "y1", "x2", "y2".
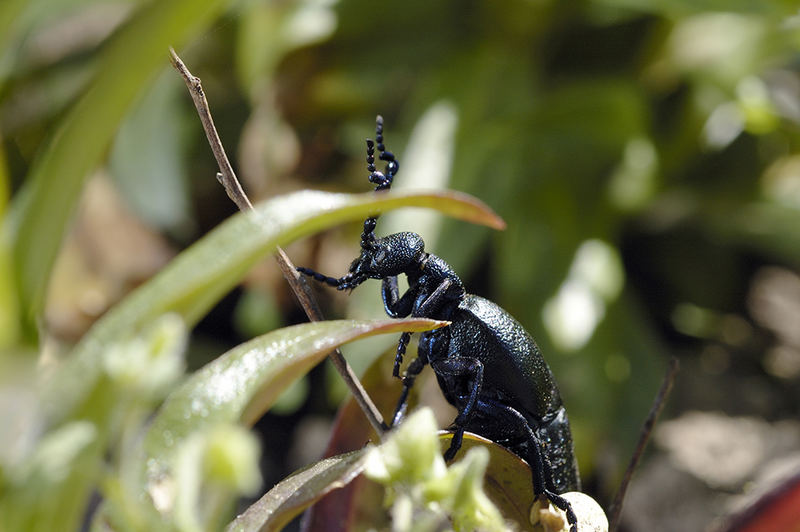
[{"x1": 423, "y1": 294, "x2": 580, "y2": 493}]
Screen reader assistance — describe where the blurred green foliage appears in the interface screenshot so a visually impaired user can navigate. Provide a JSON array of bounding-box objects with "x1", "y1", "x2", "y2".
[{"x1": 1, "y1": 0, "x2": 800, "y2": 529}]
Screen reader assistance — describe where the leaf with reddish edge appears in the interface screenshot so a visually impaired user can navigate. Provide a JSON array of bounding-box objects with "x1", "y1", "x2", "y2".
[
  {"x1": 302, "y1": 347, "x2": 403, "y2": 532},
  {"x1": 142, "y1": 318, "x2": 448, "y2": 476},
  {"x1": 304, "y1": 431, "x2": 542, "y2": 532},
  {"x1": 225, "y1": 450, "x2": 367, "y2": 532},
  {"x1": 439, "y1": 432, "x2": 538, "y2": 531},
  {"x1": 46, "y1": 188, "x2": 504, "y2": 427},
  {"x1": 303, "y1": 352, "x2": 542, "y2": 532},
  {"x1": 718, "y1": 468, "x2": 800, "y2": 532}
]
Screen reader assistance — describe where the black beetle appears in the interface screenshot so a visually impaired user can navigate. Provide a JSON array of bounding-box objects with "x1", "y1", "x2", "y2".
[{"x1": 298, "y1": 116, "x2": 580, "y2": 531}]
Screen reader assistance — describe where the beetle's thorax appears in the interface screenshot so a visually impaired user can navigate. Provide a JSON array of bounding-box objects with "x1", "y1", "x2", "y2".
[
  {"x1": 418, "y1": 253, "x2": 464, "y2": 292},
  {"x1": 404, "y1": 251, "x2": 429, "y2": 282},
  {"x1": 409, "y1": 252, "x2": 466, "y2": 320}
]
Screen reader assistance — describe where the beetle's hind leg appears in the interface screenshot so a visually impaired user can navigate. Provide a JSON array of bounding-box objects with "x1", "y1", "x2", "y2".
[
  {"x1": 447, "y1": 396, "x2": 578, "y2": 532},
  {"x1": 541, "y1": 492, "x2": 578, "y2": 532}
]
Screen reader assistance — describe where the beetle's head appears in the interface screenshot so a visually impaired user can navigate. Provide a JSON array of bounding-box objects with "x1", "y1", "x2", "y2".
[{"x1": 348, "y1": 231, "x2": 425, "y2": 281}]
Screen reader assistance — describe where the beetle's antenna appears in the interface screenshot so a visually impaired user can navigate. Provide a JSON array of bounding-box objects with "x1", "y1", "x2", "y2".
[
  {"x1": 299, "y1": 116, "x2": 398, "y2": 291},
  {"x1": 375, "y1": 115, "x2": 400, "y2": 178},
  {"x1": 361, "y1": 115, "x2": 399, "y2": 249}
]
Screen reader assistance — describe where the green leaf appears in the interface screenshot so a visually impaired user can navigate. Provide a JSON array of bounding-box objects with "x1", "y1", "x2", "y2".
[
  {"x1": 311, "y1": 358, "x2": 533, "y2": 531},
  {"x1": 147, "y1": 318, "x2": 445, "y2": 448},
  {"x1": 10, "y1": 0, "x2": 229, "y2": 337},
  {"x1": 109, "y1": 69, "x2": 192, "y2": 233},
  {"x1": 438, "y1": 432, "x2": 536, "y2": 531},
  {"x1": 45, "y1": 189, "x2": 503, "y2": 427},
  {"x1": 0, "y1": 0, "x2": 26, "y2": 86},
  {"x1": 225, "y1": 450, "x2": 367, "y2": 532},
  {"x1": 0, "y1": 420, "x2": 100, "y2": 532},
  {"x1": 141, "y1": 318, "x2": 445, "y2": 521},
  {"x1": 0, "y1": 139, "x2": 16, "y2": 349}
]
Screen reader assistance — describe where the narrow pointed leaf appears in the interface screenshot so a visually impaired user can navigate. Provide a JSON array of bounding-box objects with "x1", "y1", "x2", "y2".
[
  {"x1": 45, "y1": 189, "x2": 501, "y2": 425},
  {"x1": 142, "y1": 318, "x2": 446, "y2": 503},
  {"x1": 312, "y1": 351, "x2": 539, "y2": 531},
  {"x1": 10, "y1": 0, "x2": 229, "y2": 334},
  {"x1": 0, "y1": 0, "x2": 27, "y2": 85},
  {"x1": 439, "y1": 432, "x2": 537, "y2": 530},
  {"x1": 225, "y1": 450, "x2": 367, "y2": 532}
]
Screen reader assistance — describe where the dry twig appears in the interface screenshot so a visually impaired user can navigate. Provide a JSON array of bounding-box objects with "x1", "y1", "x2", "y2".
[
  {"x1": 169, "y1": 47, "x2": 387, "y2": 437},
  {"x1": 608, "y1": 357, "x2": 680, "y2": 530}
]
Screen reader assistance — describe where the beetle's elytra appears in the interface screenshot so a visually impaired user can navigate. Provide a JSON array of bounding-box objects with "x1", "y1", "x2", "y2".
[{"x1": 298, "y1": 116, "x2": 580, "y2": 531}]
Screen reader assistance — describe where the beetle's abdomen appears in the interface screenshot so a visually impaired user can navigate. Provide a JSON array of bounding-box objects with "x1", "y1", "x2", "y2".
[
  {"x1": 446, "y1": 295, "x2": 580, "y2": 493},
  {"x1": 449, "y1": 295, "x2": 563, "y2": 419},
  {"x1": 538, "y1": 406, "x2": 581, "y2": 493}
]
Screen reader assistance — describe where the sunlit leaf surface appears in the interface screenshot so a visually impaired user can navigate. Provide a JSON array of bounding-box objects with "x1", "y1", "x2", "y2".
[
  {"x1": 44, "y1": 189, "x2": 501, "y2": 426},
  {"x1": 225, "y1": 450, "x2": 366, "y2": 532},
  {"x1": 142, "y1": 318, "x2": 445, "y2": 520},
  {"x1": 11, "y1": 0, "x2": 230, "y2": 334}
]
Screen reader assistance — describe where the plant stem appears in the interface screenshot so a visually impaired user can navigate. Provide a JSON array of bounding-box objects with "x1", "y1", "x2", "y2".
[
  {"x1": 168, "y1": 48, "x2": 387, "y2": 438},
  {"x1": 608, "y1": 357, "x2": 679, "y2": 530}
]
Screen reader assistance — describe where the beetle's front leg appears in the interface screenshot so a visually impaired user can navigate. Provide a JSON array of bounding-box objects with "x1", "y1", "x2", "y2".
[
  {"x1": 391, "y1": 332, "x2": 413, "y2": 378},
  {"x1": 296, "y1": 267, "x2": 367, "y2": 290},
  {"x1": 383, "y1": 276, "x2": 422, "y2": 377},
  {"x1": 387, "y1": 277, "x2": 455, "y2": 378},
  {"x1": 382, "y1": 276, "x2": 416, "y2": 318},
  {"x1": 412, "y1": 278, "x2": 452, "y2": 317}
]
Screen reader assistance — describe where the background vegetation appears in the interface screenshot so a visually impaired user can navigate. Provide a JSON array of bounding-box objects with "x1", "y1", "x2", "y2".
[{"x1": 2, "y1": 0, "x2": 800, "y2": 531}]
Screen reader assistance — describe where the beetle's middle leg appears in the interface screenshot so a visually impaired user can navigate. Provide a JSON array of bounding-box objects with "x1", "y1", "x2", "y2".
[
  {"x1": 390, "y1": 351, "x2": 429, "y2": 426},
  {"x1": 382, "y1": 277, "x2": 454, "y2": 377}
]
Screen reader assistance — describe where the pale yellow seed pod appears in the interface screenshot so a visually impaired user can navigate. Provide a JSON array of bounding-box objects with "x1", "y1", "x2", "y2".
[{"x1": 529, "y1": 492, "x2": 608, "y2": 532}]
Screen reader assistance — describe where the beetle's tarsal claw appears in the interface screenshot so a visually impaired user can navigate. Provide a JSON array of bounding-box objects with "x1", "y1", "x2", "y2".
[{"x1": 541, "y1": 491, "x2": 577, "y2": 532}]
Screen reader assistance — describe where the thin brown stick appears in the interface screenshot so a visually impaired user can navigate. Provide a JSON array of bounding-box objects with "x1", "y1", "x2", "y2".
[
  {"x1": 169, "y1": 48, "x2": 387, "y2": 437},
  {"x1": 608, "y1": 357, "x2": 679, "y2": 531}
]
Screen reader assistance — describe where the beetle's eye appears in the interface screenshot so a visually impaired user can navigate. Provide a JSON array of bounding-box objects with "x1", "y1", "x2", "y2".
[{"x1": 375, "y1": 249, "x2": 386, "y2": 263}]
